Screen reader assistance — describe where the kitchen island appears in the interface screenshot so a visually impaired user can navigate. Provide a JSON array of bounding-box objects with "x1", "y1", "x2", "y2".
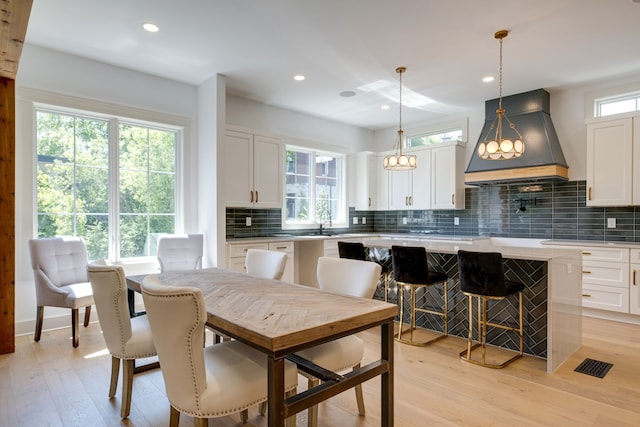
[
  {"x1": 228, "y1": 233, "x2": 583, "y2": 372},
  {"x1": 364, "y1": 237, "x2": 583, "y2": 373}
]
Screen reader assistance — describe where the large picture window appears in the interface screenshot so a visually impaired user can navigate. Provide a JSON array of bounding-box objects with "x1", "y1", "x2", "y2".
[
  {"x1": 36, "y1": 108, "x2": 179, "y2": 260},
  {"x1": 284, "y1": 147, "x2": 345, "y2": 228}
]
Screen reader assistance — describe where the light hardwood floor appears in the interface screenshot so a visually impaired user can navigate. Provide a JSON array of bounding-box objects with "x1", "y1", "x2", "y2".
[{"x1": 1, "y1": 316, "x2": 639, "y2": 426}]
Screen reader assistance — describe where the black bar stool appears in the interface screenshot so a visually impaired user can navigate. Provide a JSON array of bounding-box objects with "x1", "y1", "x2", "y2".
[
  {"x1": 391, "y1": 245, "x2": 448, "y2": 346},
  {"x1": 339, "y1": 241, "x2": 392, "y2": 302},
  {"x1": 457, "y1": 249, "x2": 524, "y2": 368}
]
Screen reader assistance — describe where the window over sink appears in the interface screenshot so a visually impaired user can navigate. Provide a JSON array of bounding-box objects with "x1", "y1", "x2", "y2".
[{"x1": 283, "y1": 146, "x2": 346, "y2": 230}]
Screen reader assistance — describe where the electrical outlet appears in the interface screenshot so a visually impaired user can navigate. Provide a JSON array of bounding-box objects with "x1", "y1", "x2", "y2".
[
  {"x1": 245, "y1": 217, "x2": 252, "y2": 227},
  {"x1": 607, "y1": 218, "x2": 616, "y2": 228},
  {"x1": 402, "y1": 217, "x2": 407, "y2": 225},
  {"x1": 454, "y1": 217, "x2": 460, "y2": 226},
  {"x1": 362, "y1": 217, "x2": 366, "y2": 225},
  {"x1": 352, "y1": 217, "x2": 358, "y2": 225}
]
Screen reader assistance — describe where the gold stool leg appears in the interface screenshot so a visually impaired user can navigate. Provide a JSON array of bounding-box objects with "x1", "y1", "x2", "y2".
[
  {"x1": 443, "y1": 280, "x2": 448, "y2": 336},
  {"x1": 409, "y1": 286, "x2": 416, "y2": 343},
  {"x1": 396, "y1": 284, "x2": 405, "y2": 341}
]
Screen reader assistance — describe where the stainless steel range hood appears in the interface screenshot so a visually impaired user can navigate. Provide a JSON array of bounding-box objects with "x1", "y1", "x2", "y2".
[{"x1": 465, "y1": 89, "x2": 569, "y2": 185}]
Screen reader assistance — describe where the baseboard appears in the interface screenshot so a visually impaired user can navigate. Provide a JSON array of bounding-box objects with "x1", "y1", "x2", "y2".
[
  {"x1": 14, "y1": 303, "x2": 147, "y2": 337},
  {"x1": 583, "y1": 308, "x2": 640, "y2": 326}
]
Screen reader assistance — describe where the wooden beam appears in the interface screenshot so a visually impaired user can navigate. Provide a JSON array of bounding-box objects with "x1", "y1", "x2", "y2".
[
  {"x1": 0, "y1": 0, "x2": 33, "y2": 80},
  {"x1": 0, "y1": 76, "x2": 15, "y2": 354},
  {"x1": 0, "y1": 0, "x2": 31, "y2": 355}
]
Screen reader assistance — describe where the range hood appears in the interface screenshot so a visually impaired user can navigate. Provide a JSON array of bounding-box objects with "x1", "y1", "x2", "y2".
[{"x1": 465, "y1": 89, "x2": 568, "y2": 185}]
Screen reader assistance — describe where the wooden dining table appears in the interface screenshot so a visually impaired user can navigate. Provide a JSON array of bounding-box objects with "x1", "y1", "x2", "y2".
[{"x1": 127, "y1": 268, "x2": 397, "y2": 427}]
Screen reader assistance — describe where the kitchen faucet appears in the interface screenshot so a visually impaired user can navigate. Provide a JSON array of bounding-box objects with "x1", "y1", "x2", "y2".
[{"x1": 318, "y1": 218, "x2": 332, "y2": 235}]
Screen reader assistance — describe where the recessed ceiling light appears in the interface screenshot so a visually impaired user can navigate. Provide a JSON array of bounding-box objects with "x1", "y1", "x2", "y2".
[
  {"x1": 381, "y1": 105, "x2": 390, "y2": 110},
  {"x1": 293, "y1": 75, "x2": 305, "y2": 81},
  {"x1": 143, "y1": 23, "x2": 159, "y2": 32},
  {"x1": 482, "y1": 76, "x2": 495, "y2": 83},
  {"x1": 339, "y1": 90, "x2": 356, "y2": 97}
]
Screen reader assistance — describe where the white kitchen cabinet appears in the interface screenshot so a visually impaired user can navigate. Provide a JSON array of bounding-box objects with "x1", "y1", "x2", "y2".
[
  {"x1": 630, "y1": 249, "x2": 640, "y2": 315},
  {"x1": 431, "y1": 143, "x2": 466, "y2": 209},
  {"x1": 354, "y1": 152, "x2": 379, "y2": 210},
  {"x1": 223, "y1": 129, "x2": 283, "y2": 208},
  {"x1": 387, "y1": 149, "x2": 431, "y2": 210},
  {"x1": 226, "y1": 241, "x2": 268, "y2": 273},
  {"x1": 585, "y1": 115, "x2": 640, "y2": 206},
  {"x1": 226, "y1": 240, "x2": 294, "y2": 283},
  {"x1": 581, "y1": 247, "x2": 629, "y2": 313}
]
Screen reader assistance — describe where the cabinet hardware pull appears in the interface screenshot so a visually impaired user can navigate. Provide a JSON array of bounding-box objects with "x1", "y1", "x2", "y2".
[
  {"x1": 634, "y1": 270, "x2": 637, "y2": 286},
  {"x1": 588, "y1": 186, "x2": 592, "y2": 200},
  {"x1": 582, "y1": 271, "x2": 591, "y2": 274},
  {"x1": 582, "y1": 251, "x2": 591, "y2": 255},
  {"x1": 405, "y1": 196, "x2": 408, "y2": 206},
  {"x1": 243, "y1": 248, "x2": 248, "y2": 252},
  {"x1": 451, "y1": 194, "x2": 455, "y2": 205},
  {"x1": 255, "y1": 191, "x2": 259, "y2": 203},
  {"x1": 409, "y1": 196, "x2": 413, "y2": 206},
  {"x1": 275, "y1": 246, "x2": 287, "y2": 250},
  {"x1": 250, "y1": 190, "x2": 254, "y2": 203},
  {"x1": 368, "y1": 197, "x2": 371, "y2": 207},
  {"x1": 582, "y1": 294, "x2": 591, "y2": 297}
]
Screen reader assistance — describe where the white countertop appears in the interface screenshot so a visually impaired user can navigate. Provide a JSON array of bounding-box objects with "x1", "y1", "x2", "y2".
[{"x1": 365, "y1": 238, "x2": 580, "y2": 261}]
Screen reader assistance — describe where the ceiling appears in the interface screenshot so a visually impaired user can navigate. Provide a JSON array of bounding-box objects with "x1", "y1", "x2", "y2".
[{"x1": 23, "y1": 0, "x2": 640, "y2": 131}]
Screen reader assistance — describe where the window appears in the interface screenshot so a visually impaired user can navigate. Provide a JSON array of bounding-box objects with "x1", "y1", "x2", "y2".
[
  {"x1": 284, "y1": 147, "x2": 346, "y2": 228},
  {"x1": 36, "y1": 108, "x2": 179, "y2": 261},
  {"x1": 408, "y1": 128, "x2": 462, "y2": 147},
  {"x1": 596, "y1": 92, "x2": 640, "y2": 117}
]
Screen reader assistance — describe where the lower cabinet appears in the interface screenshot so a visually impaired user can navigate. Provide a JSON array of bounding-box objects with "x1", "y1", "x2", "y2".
[
  {"x1": 630, "y1": 249, "x2": 640, "y2": 315},
  {"x1": 581, "y1": 247, "x2": 629, "y2": 313},
  {"x1": 226, "y1": 240, "x2": 294, "y2": 283}
]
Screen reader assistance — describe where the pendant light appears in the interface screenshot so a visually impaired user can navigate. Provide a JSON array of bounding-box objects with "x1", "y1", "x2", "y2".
[
  {"x1": 477, "y1": 30, "x2": 525, "y2": 160},
  {"x1": 383, "y1": 67, "x2": 417, "y2": 170}
]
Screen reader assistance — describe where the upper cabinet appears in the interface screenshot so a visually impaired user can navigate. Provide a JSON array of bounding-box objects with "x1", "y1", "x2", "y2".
[
  {"x1": 431, "y1": 143, "x2": 466, "y2": 209},
  {"x1": 387, "y1": 149, "x2": 431, "y2": 210},
  {"x1": 354, "y1": 152, "x2": 379, "y2": 210},
  {"x1": 362, "y1": 141, "x2": 466, "y2": 211},
  {"x1": 223, "y1": 129, "x2": 283, "y2": 208},
  {"x1": 586, "y1": 115, "x2": 640, "y2": 206}
]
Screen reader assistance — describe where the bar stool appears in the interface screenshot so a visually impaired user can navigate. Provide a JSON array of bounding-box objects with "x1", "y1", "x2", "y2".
[
  {"x1": 457, "y1": 249, "x2": 524, "y2": 368},
  {"x1": 391, "y1": 245, "x2": 448, "y2": 346},
  {"x1": 339, "y1": 241, "x2": 392, "y2": 302}
]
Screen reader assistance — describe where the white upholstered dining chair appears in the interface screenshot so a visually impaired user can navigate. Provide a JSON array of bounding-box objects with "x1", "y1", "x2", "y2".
[
  {"x1": 87, "y1": 262, "x2": 158, "y2": 419},
  {"x1": 294, "y1": 256, "x2": 382, "y2": 427},
  {"x1": 245, "y1": 248, "x2": 288, "y2": 280},
  {"x1": 141, "y1": 276, "x2": 299, "y2": 427},
  {"x1": 156, "y1": 234, "x2": 204, "y2": 272},
  {"x1": 28, "y1": 237, "x2": 94, "y2": 348}
]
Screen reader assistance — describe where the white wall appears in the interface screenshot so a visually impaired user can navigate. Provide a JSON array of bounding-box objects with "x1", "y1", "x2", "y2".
[{"x1": 226, "y1": 95, "x2": 374, "y2": 153}]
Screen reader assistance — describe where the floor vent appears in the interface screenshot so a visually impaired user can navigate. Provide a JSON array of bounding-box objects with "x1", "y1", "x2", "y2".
[{"x1": 574, "y1": 358, "x2": 613, "y2": 378}]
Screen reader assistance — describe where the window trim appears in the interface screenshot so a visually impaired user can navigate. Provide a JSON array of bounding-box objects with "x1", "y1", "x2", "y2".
[
  {"x1": 23, "y1": 87, "x2": 190, "y2": 262},
  {"x1": 282, "y1": 145, "x2": 348, "y2": 231}
]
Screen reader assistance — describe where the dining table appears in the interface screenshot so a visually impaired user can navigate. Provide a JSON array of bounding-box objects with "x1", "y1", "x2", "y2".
[{"x1": 126, "y1": 268, "x2": 397, "y2": 426}]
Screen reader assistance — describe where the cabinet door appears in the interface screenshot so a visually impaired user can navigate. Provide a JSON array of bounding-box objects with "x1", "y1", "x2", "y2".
[
  {"x1": 633, "y1": 117, "x2": 640, "y2": 205},
  {"x1": 586, "y1": 118, "x2": 633, "y2": 206},
  {"x1": 388, "y1": 169, "x2": 411, "y2": 209},
  {"x1": 355, "y1": 152, "x2": 378, "y2": 210},
  {"x1": 631, "y1": 263, "x2": 640, "y2": 314},
  {"x1": 376, "y1": 158, "x2": 389, "y2": 210},
  {"x1": 253, "y1": 135, "x2": 283, "y2": 208},
  {"x1": 431, "y1": 145, "x2": 466, "y2": 209},
  {"x1": 224, "y1": 131, "x2": 253, "y2": 207},
  {"x1": 409, "y1": 149, "x2": 431, "y2": 210}
]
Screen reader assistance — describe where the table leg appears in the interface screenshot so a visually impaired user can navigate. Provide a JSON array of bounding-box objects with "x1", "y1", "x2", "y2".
[
  {"x1": 381, "y1": 320, "x2": 394, "y2": 426},
  {"x1": 268, "y1": 355, "x2": 285, "y2": 427}
]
